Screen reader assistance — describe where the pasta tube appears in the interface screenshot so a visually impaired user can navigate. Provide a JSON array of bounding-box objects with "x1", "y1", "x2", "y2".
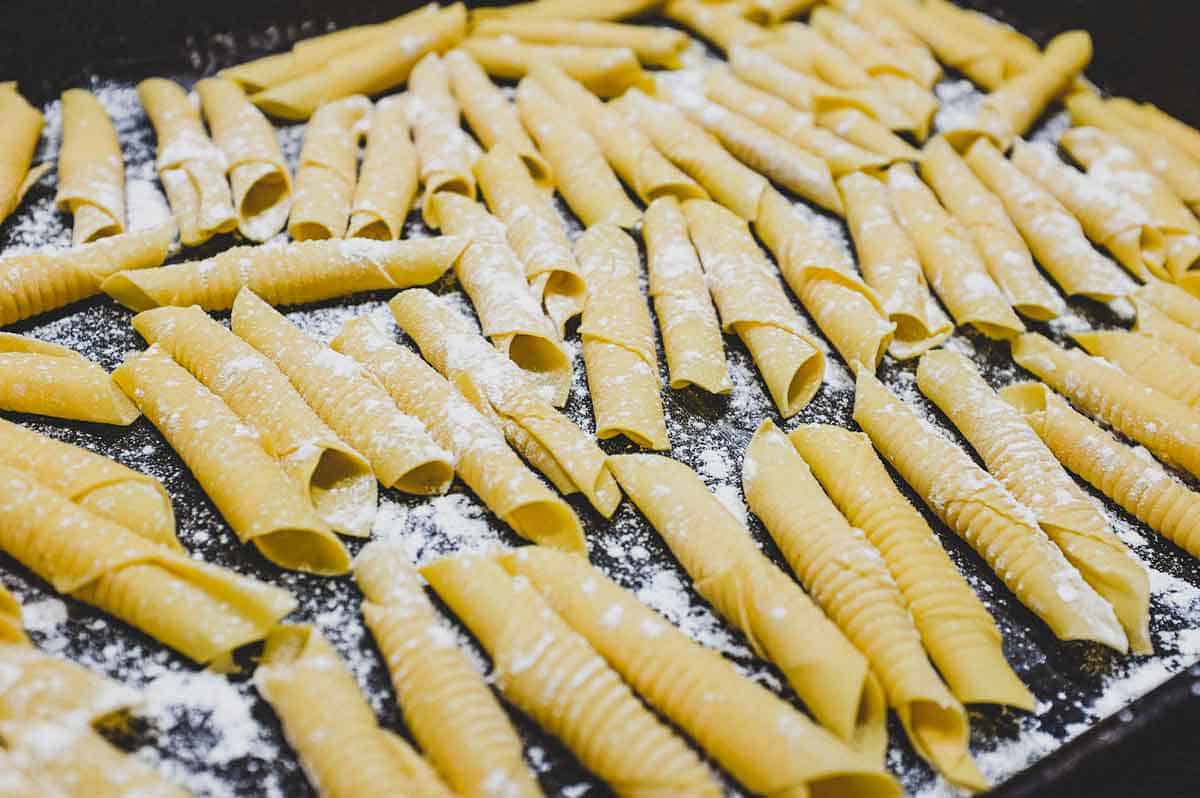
[
  {"x1": 288, "y1": 95, "x2": 370, "y2": 240},
  {"x1": 102, "y1": 235, "x2": 465, "y2": 312},
  {"x1": 391, "y1": 288, "x2": 621, "y2": 517},
  {"x1": 746, "y1": 0, "x2": 820, "y2": 24},
  {"x1": 1109, "y1": 98, "x2": 1200, "y2": 164},
  {"x1": 334, "y1": 319, "x2": 584, "y2": 552},
  {"x1": 346, "y1": 96, "x2": 416, "y2": 240},
  {"x1": 460, "y1": 37, "x2": 649, "y2": 97},
  {"x1": 870, "y1": 0, "x2": 1005, "y2": 89},
  {"x1": 608, "y1": 453, "x2": 887, "y2": 757},
  {"x1": 432, "y1": 192, "x2": 571, "y2": 404},
  {"x1": 1072, "y1": 329, "x2": 1200, "y2": 409},
  {"x1": 830, "y1": 0, "x2": 941, "y2": 87},
  {"x1": 662, "y1": 0, "x2": 771, "y2": 53},
  {"x1": 501, "y1": 546, "x2": 904, "y2": 798},
  {"x1": 920, "y1": 136, "x2": 1065, "y2": 320},
  {"x1": 256, "y1": 625, "x2": 454, "y2": 798},
  {"x1": 133, "y1": 306, "x2": 376, "y2": 537},
  {"x1": 355, "y1": 544, "x2": 543, "y2": 798},
  {"x1": 755, "y1": 188, "x2": 894, "y2": 370},
  {"x1": 56, "y1": 89, "x2": 124, "y2": 245},
  {"x1": 0, "y1": 336, "x2": 138, "y2": 425},
  {"x1": 643, "y1": 196, "x2": 731, "y2": 393},
  {"x1": 1135, "y1": 280, "x2": 1200, "y2": 333},
  {"x1": 816, "y1": 108, "x2": 920, "y2": 162},
  {"x1": 683, "y1": 199, "x2": 825, "y2": 417},
  {"x1": 515, "y1": 77, "x2": 640, "y2": 228},
  {"x1": 474, "y1": 144, "x2": 585, "y2": 334},
  {"x1": 0, "y1": 583, "x2": 23, "y2": 644},
  {"x1": 196, "y1": 77, "x2": 291, "y2": 241},
  {"x1": 1134, "y1": 297, "x2": 1200, "y2": 366},
  {"x1": 424, "y1": 553, "x2": 723, "y2": 798},
  {"x1": 1003, "y1": 383, "x2": 1200, "y2": 560},
  {"x1": 231, "y1": 289, "x2": 453, "y2": 495},
  {"x1": 0, "y1": 82, "x2": 48, "y2": 225},
  {"x1": 886, "y1": 163, "x2": 1025, "y2": 338},
  {"x1": 471, "y1": 0, "x2": 661, "y2": 21},
  {"x1": 1011, "y1": 332, "x2": 1200, "y2": 481},
  {"x1": 575, "y1": 225, "x2": 668, "y2": 449},
  {"x1": 917, "y1": 349, "x2": 1151, "y2": 653},
  {"x1": 853, "y1": 369, "x2": 1128, "y2": 651},
  {"x1": 744, "y1": 421, "x2": 986, "y2": 790},
  {"x1": 0, "y1": 416, "x2": 177, "y2": 550},
  {"x1": 0, "y1": 462, "x2": 296, "y2": 664},
  {"x1": 138, "y1": 78, "x2": 236, "y2": 246},
  {"x1": 408, "y1": 53, "x2": 478, "y2": 229},
  {"x1": 473, "y1": 18, "x2": 688, "y2": 68}
]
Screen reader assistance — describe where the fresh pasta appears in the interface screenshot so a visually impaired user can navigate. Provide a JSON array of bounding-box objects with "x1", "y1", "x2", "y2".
[
  {"x1": 408, "y1": 52, "x2": 478, "y2": 229},
  {"x1": 1109, "y1": 98, "x2": 1200, "y2": 164},
  {"x1": 56, "y1": 88, "x2": 125, "y2": 245},
  {"x1": 473, "y1": 18, "x2": 689, "y2": 67},
  {"x1": 869, "y1": 0, "x2": 1005, "y2": 89},
  {"x1": 0, "y1": 335, "x2": 139, "y2": 425},
  {"x1": 1133, "y1": 295, "x2": 1200, "y2": 365},
  {"x1": 460, "y1": 37, "x2": 650, "y2": 97},
  {"x1": 1072, "y1": 329, "x2": 1200, "y2": 409},
  {"x1": 347, "y1": 96, "x2": 417, "y2": 240},
  {"x1": 831, "y1": 0, "x2": 942, "y2": 87},
  {"x1": 1136, "y1": 280, "x2": 1200, "y2": 333},
  {"x1": 0, "y1": 82, "x2": 49, "y2": 226},
  {"x1": 662, "y1": 0, "x2": 772, "y2": 53},
  {"x1": 288, "y1": 95, "x2": 370, "y2": 240},
  {"x1": 472, "y1": 0, "x2": 661, "y2": 21},
  {"x1": 816, "y1": 108, "x2": 921, "y2": 162}
]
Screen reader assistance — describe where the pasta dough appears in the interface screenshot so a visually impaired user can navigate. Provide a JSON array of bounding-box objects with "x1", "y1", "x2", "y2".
[
  {"x1": 231, "y1": 289, "x2": 454, "y2": 495},
  {"x1": 853, "y1": 369, "x2": 1128, "y2": 651},
  {"x1": 608, "y1": 453, "x2": 888, "y2": 758},
  {"x1": 744, "y1": 421, "x2": 985, "y2": 790},
  {"x1": 460, "y1": 37, "x2": 650, "y2": 97},
  {"x1": 643, "y1": 196, "x2": 731, "y2": 393},
  {"x1": 870, "y1": 0, "x2": 1005, "y2": 89},
  {"x1": 575, "y1": 224, "x2": 669, "y2": 449},
  {"x1": 391, "y1": 288, "x2": 621, "y2": 517},
  {"x1": 133, "y1": 306, "x2": 377, "y2": 537},
  {"x1": 0, "y1": 82, "x2": 49, "y2": 226},
  {"x1": 830, "y1": 0, "x2": 941, "y2": 87},
  {"x1": 56, "y1": 88, "x2": 125, "y2": 245},
  {"x1": 138, "y1": 78, "x2": 237, "y2": 246},
  {"x1": 473, "y1": 18, "x2": 688, "y2": 67},
  {"x1": 817, "y1": 108, "x2": 921, "y2": 162},
  {"x1": 333, "y1": 318, "x2": 584, "y2": 552},
  {"x1": 472, "y1": 0, "x2": 661, "y2": 21},
  {"x1": 408, "y1": 53, "x2": 478, "y2": 229},
  {"x1": 1109, "y1": 98, "x2": 1200, "y2": 164},
  {"x1": 662, "y1": 0, "x2": 772, "y2": 53},
  {"x1": 1133, "y1": 295, "x2": 1200, "y2": 365},
  {"x1": 288, "y1": 95, "x2": 370, "y2": 241},
  {"x1": 102, "y1": 235, "x2": 465, "y2": 312},
  {"x1": 682, "y1": 199, "x2": 826, "y2": 417},
  {"x1": 0, "y1": 335, "x2": 139, "y2": 425},
  {"x1": 1135, "y1": 280, "x2": 1200, "y2": 333},
  {"x1": 347, "y1": 96, "x2": 418, "y2": 240},
  {"x1": 501, "y1": 546, "x2": 904, "y2": 798},
  {"x1": 423, "y1": 553, "x2": 723, "y2": 798},
  {"x1": 1072, "y1": 329, "x2": 1200, "y2": 409},
  {"x1": 917, "y1": 349, "x2": 1151, "y2": 653},
  {"x1": 0, "y1": 583, "x2": 24, "y2": 644}
]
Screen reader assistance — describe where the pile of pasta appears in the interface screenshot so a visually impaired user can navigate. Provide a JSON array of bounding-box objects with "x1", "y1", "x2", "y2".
[{"x1": 6, "y1": 0, "x2": 1200, "y2": 794}]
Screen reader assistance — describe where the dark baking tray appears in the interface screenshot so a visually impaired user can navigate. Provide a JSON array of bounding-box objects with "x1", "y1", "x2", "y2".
[{"x1": 2, "y1": 2, "x2": 1200, "y2": 796}]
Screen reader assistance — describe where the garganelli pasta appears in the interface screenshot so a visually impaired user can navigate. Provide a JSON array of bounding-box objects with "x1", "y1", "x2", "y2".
[
  {"x1": 608, "y1": 453, "x2": 888, "y2": 758},
  {"x1": 0, "y1": 334, "x2": 139, "y2": 425},
  {"x1": 501, "y1": 546, "x2": 904, "y2": 798},
  {"x1": 231, "y1": 289, "x2": 454, "y2": 495},
  {"x1": 683, "y1": 199, "x2": 826, "y2": 417},
  {"x1": 870, "y1": 0, "x2": 1005, "y2": 89},
  {"x1": 288, "y1": 95, "x2": 370, "y2": 240},
  {"x1": 1135, "y1": 280, "x2": 1200, "y2": 333},
  {"x1": 744, "y1": 421, "x2": 986, "y2": 790},
  {"x1": 1072, "y1": 329, "x2": 1200, "y2": 409},
  {"x1": 1109, "y1": 97, "x2": 1200, "y2": 163},
  {"x1": 662, "y1": 0, "x2": 771, "y2": 53},
  {"x1": 830, "y1": 0, "x2": 942, "y2": 89},
  {"x1": 917, "y1": 349, "x2": 1151, "y2": 653},
  {"x1": 138, "y1": 77, "x2": 237, "y2": 246},
  {"x1": 408, "y1": 52, "x2": 478, "y2": 229},
  {"x1": 0, "y1": 82, "x2": 49, "y2": 226},
  {"x1": 747, "y1": 0, "x2": 821, "y2": 25},
  {"x1": 473, "y1": 18, "x2": 689, "y2": 67},
  {"x1": 102, "y1": 235, "x2": 466, "y2": 312},
  {"x1": 919, "y1": 0, "x2": 1042, "y2": 83},
  {"x1": 575, "y1": 224, "x2": 669, "y2": 449},
  {"x1": 471, "y1": 0, "x2": 662, "y2": 22},
  {"x1": 56, "y1": 88, "x2": 125, "y2": 245},
  {"x1": 817, "y1": 107, "x2": 921, "y2": 162},
  {"x1": 811, "y1": 6, "x2": 929, "y2": 87},
  {"x1": 1133, "y1": 296, "x2": 1200, "y2": 365},
  {"x1": 333, "y1": 318, "x2": 584, "y2": 552},
  {"x1": 853, "y1": 369, "x2": 1129, "y2": 651},
  {"x1": 347, "y1": 96, "x2": 417, "y2": 240},
  {"x1": 423, "y1": 553, "x2": 723, "y2": 798},
  {"x1": 460, "y1": 37, "x2": 650, "y2": 97}
]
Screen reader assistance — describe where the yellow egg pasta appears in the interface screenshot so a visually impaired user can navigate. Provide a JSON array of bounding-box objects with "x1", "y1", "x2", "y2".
[
  {"x1": 746, "y1": 0, "x2": 820, "y2": 25},
  {"x1": 662, "y1": 0, "x2": 772, "y2": 53},
  {"x1": 460, "y1": 37, "x2": 649, "y2": 97},
  {"x1": 288, "y1": 95, "x2": 370, "y2": 240},
  {"x1": 346, "y1": 96, "x2": 416, "y2": 241},
  {"x1": 472, "y1": 0, "x2": 662, "y2": 22},
  {"x1": 816, "y1": 108, "x2": 921, "y2": 162},
  {"x1": 1133, "y1": 296, "x2": 1200, "y2": 365},
  {"x1": 56, "y1": 89, "x2": 125, "y2": 245},
  {"x1": 408, "y1": 53, "x2": 478, "y2": 229},
  {"x1": 1109, "y1": 98, "x2": 1200, "y2": 164},
  {"x1": 1135, "y1": 280, "x2": 1200, "y2": 334},
  {"x1": 1072, "y1": 329, "x2": 1200, "y2": 409},
  {"x1": 0, "y1": 337, "x2": 139, "y2": 425},
  {"x1": 870, "y1": 0, "x2": 1005, "y2": 89},
  {"x1": 0, "y1": 583, "x2": 24, "y2": 643},
  {"x1": 0, "y1": 82, "x2": 49, "y2": 226},
  {"x1": 474, "y1": 18, "x2": 688, "y2": 67}
]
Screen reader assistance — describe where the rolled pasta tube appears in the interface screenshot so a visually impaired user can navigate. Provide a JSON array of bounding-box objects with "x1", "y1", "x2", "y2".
[
  {"x1": 347, "y1": 96, "x2": 417, "y2": 241},
  {"x1": 138, "y1": 78, "x2": 236, "y2": 246},
  {"x1": 473, "y1": 18, "x2": 688, "y2": 68},
  {"x1": 56, "y1": 89, "x2": 124, "y2": 245},
  {"x1": 529, "y1": 63, "x2": 705, "y2": 205},
  {"x1": 870, "y1": 0, "x2": 1004, "y2": 89},
  {"x1": 113, "y1": 346, "x2": 349, "y2": 574},
  {"x1": 288, "y1": 95, "x2": 370, "y2": 241},
  {"x1": 1072, "y1": 329, "x2": 1200, "y2": 410},
  {"x1": 575, "y1": 225, "x2": 669, "y2": 449},
  {"x1": 501, "y1": 546, "x2": 903, "y2": 798},
  {"x1": 256, "y1": 625, "x2": 454, "y2": 798},
  {"x1": 746, "y1": 0, "x2": 820, "y2": 25},
  {"x1": 1134, "y1": 294, "x2": 1200, "y2": 356},
  {"x1": 0, "y1": 82, "x2": 48, "y2": 226},
  {"x1": 1108, "y1": 98, "x2": 1200, "y2": 165},
  {"x1": 886, "y1": 163, "x2": 1025, "y2": 339},
  {"x1": 445, "y1": 49, "x2": 551, "y2": 187},
  {"x1": 0, "y1": 583, "x2": 24, "y2": 643},
  {"x1": 250, "y1": 3, "x2": 468, "y2": 121},
  {"x1": 830, "y1": 0, "x2": 942, "y2": 87},
  {"x1": 391, "y1": 288, "x2": 621, "y2": 517},
  {"x1": 460, "y1": 37, "x2": 649, "y2": 98},
  {"x1": 432, "y1": 192, "x2": 571, "y2": 404},
  {"x1": 231, "y1": 289, "x2": 453, "y2": 496},
  {"x1": 611, "y1": 89, "x2": 766, "y2": 222},
  {"x1": 744, "y1": 421, "x2": 986, "y2": 790},
  {"x1": 1002, "y1": 382, "x2": 1200, "y2": 561},
  {"x1": 811, "y1": 5, "x2": 933, "y2": 98},
  {"x1": 408, "y1": 53, "x2": 478, "y2": 229},
  {"x1": 1011, "y1": 139, "x2": 1166, "y2": 281},
  {"x1": 334, "y1": 319, "x2": 584, "y2": 552},
  {"x1": 682, "y1": 199, "x2": 825, "y2": 416},
  {"x1": 608, "y1": 453, "x2": 887, "y2": 758},
  {"x1": 817, "y1": 108, "x2": 921, "y2": 163},
  {"x1": 662, "y1": 0, "x2": 772, "y2": 53},
  {"x1": 471, "y1": 0, "x2": 661, "y2": 22},
  {"x1": 790, "y1": 423, "x2": 1034, "y2": 710},
  {"x1": 1135, "y1": 281, "x2": 1200, "y2": 333},
  {"x1": 917, "y1": 349, "x2": 1151, "y2": 653},
  {"x1": 196, "y1": 77, "x2": 291, "y2": 242},
  {"x1": 515, "y1": 77, "x2": 640, "y2": 229},
  {"x1": 1011, "y1": 332, "x2": 1200, "y2": 481},
  {"x1": 755, "y1": 189, "x2": 894, "y2": 370},
  {"x1": 0, "y1": 462, "x2": 296, "y2": 664},
  {"x1": 853, "y1": 369, "x2": 1128, "y2": 651},
  {"x1": 132, "y1": 306, "x2": 377, "y2": 538},
  {"x1": 920, "y1": 136, "x2": 1065, "y2": 320},
  {"x1": 102, "y1": 235, "x2": 465, "y2": 312},
  {"x1": 0, "y1": 338, "x2": 139, "y2": 426},
  {"x1": 643, "y1": 196, "x2": 731, "y2": 393},
  {"x1": 354, "y1": 544, "x2": 544, "y2": 798}
]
